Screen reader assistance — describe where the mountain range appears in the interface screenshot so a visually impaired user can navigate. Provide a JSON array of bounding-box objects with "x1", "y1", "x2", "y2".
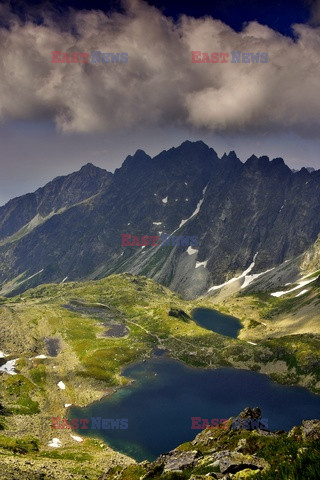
[{"x1": 1, "y1": 140, "x2": 319, "y2": 298}]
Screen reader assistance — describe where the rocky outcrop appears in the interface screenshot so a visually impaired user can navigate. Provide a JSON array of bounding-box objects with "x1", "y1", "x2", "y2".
[
  {"x1": 160, "y1": 449, "x2": 202, "y2": 473},
  {"x1": 168, "y1": 308, "x2": 190, "y2": 321},
  {"x1": 301, "y1": 420, "x2": 320, "y2": 441},
  {"x1": 210, "y1": 450, "x2": 269, "y2": 475},
  {"x1": 100, "y1": 406, "x2": 320, "y2": 479}
]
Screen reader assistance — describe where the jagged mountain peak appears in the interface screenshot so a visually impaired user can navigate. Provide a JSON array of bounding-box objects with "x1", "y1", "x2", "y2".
[
  {"x1": 227, "y1": 150, "x2": 238, "y2": 158},
  {"x1": 117, "y1": 149, "x2": 151, "y2": 174},
  {"x1": 244, "y1": 154, "x2": 292, "y2": 177},
  {"x1": 45, "y1": 162, "x2": 111, "y2": 187},
  {"x1": 245, "y1": 154, "x2": 270, "y2": 168},
  {"x1": 126, "y1": 149, "x2": 150, "y2": 160},
  {"x1": 178, "y1": 139, "x2": 210, "y2": 150},
  {"x1": 299, "y1": 166, "x2": 313, "y2": 176},
  {"x1": 78, "y1": 162, "x2": 105, "y2": 173},
  {"x1": 271, "y1": 157, "x2": 285, "y2": 166},
  {"x1": 221, "y1": 150, "x2": 241, "y2": 167},
  {"x1": 132, "y1": 148, "x2": 150, "y2": 158},
  {"x1": 1, "y1": 140, "x2": 320, "y2": 299},
  {"x1": 158, "y1": 140, "x2": 217, "y2": 159},
  {"x1": 153, "y1": 140, "x2": 218, "y2": 170}
]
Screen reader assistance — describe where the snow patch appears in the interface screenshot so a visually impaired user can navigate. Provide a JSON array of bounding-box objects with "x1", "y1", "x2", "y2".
[
  {"x1": 179, "y1": 185, "x2": 208, "y2": 228},
  {"x1": 301, "y1": 270, "x2": 320, "y2": 280},
  {"x1": 187, "y1": 246, "x2": 198, "y2": 255},
  {"x1": 60, "y1": 276, "x2": 68, "y2": 284},
  {"x1": 57, "y1": 381, "x2": 66, "y2": 390},
  {"x1": 162, "y1": 196, "x2": 168, "y2": 204},
  {"x1": 0, "y1": 359, "x2": 17, "y2": 375},
  {"x1": 208, "y1": 253, "x2": 258, "y2": 292},
  {"x1": 279, "y1": 201, "x2": 286, "y2": 213},
  {"x1": 70, "y1": 434, "x2": 84, "y2": 443},
  {"x1": 0, "y1": 351, "x2": 7, "y2": 359},
  {"x1": 152, "y1": 222, "x2": 162, "y2": 225},
  {"x1": 242, "y1": 253, "x2": 259, "y2": 276},
  {"x1": 34, "y1": 354, "x2": 47, "y2": 359},
  {"x1": 208, "y1": 277, "x2": 239, "y2": 292},
  {"x1": 241, "y1": 266, "x2": 275, "y2": 289},
  {"x1": 48, "y1": 438, "x2": 62, "y2": 448},
  {"x1": 65, "y1": 403, "x2": 72, "y2": 408},
  {"x1": 295, "y1": 289, "x2": 309, "y2": 297},
  {"x1": 195, "y1": 260, "x2": 208, "y2": 269},
  {"x1": 271, "y1": 277, "x2": 317, "y2": 297},
  {"x1": 247, "y1": 341, "x2": 257, "y2": 345},
  {"x1": 24, "y1": 269, "x2": 44, "y2": 282}
]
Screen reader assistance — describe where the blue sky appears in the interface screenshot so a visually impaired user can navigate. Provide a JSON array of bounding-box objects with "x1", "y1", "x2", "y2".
[
  {"x1": 0, "y1": 0, "x2": 320, "y2": 205},
  {"x1": 9, "y1": 0, "x2": 312, "y2": 35}
]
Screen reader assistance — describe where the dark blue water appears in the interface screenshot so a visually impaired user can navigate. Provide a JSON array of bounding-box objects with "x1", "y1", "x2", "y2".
[
  {"x1": 192, "y1": 307, "x2": 242, "y2": 338},
  {"x1": 69, "y1": 357, "x2": 320, "y2": 462}
]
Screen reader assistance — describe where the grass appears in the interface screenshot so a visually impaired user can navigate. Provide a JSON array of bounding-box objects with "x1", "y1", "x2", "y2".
[
  {"x1": 39, "y1": 450, "x2": 93, "y2": 461},
  {"x1": 0, "y1": 435, "x2": 39, "y2": 454},
  {"x1": 0, "y1": 273, "x2": 320, "y2": 478},
  {"x1": 4, "y1": 375, "x2": 40, "y2": 415},
  {"x1": 254, "y1": 437, "x2": 320, "y2": 479},
  {"x1": 29, "y1": 365, "x2": 47, "y2": 388}
]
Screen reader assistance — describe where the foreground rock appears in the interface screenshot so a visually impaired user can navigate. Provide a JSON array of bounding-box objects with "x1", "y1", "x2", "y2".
[
  {"x1": 160, "y1": 449, "x2": 202, "y2": 473},
  {"x1": 301, "y1": 420, "x2": 320, "y2": 441},
  {"x1": 100, "y1": 406, "x2": 320, "y2": 479}
]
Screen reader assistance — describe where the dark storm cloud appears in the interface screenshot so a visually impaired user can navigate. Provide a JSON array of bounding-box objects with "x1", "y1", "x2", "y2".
[
  {"x1": 0, "y1": 0, "x2": 319, "y2": 135},
  {"x1": 310, "y1": 0, "x2": 320, "y2": 24}
]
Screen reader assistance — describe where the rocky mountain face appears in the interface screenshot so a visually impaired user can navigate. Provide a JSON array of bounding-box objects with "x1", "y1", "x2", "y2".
[
  {"x1": 0, "y1": 163, "x2": 112, "y2": 242},
  {"x1": 0, "y1": 141, "x2": 319, "y2": 298}
]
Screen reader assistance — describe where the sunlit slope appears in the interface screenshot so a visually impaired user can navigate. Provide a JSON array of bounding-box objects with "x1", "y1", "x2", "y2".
[{"x1": 0, "y1": 274, "x2": 320, "y2": 478}]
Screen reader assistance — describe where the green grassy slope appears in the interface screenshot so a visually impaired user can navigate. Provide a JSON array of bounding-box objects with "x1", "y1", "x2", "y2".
[{"x1": 0, "y1": 274, "x2": 319, "y2": 479}]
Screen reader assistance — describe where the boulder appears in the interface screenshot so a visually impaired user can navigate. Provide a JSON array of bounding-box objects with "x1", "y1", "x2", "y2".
[
  {"x1": 301, "y1": 420, "x2": 320, "y2": 441},
  {"x1": 209, "y1": 451, "x2": 269, "y2": 475},
  {"x1": 239, "y1": 407, "x2": 262, "y2": 421},
  {"x1": 161, "y1": 449, "x2": 203, "y2": 472}
]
